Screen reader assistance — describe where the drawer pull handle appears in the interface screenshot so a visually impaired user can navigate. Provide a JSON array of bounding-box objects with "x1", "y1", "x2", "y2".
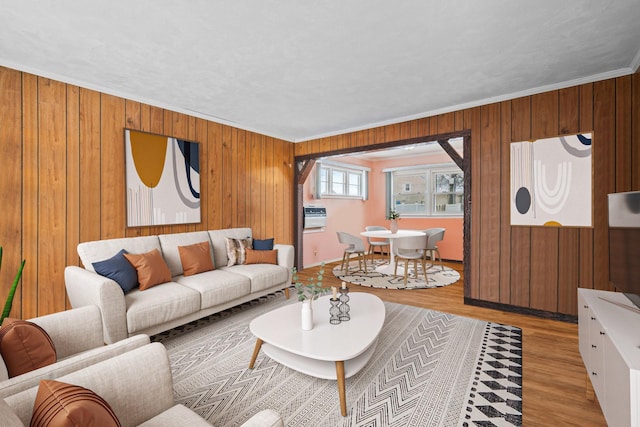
[
  {"x1": 599, "y1": 331, "x2": 605, "y2": 335},
  {"x1": 584, "y1": 305, "x2": 589, "y2": 308},
  {"x1": 591, "y1": 344, "x2": 597, "y2": 348},
  {"x1": 592, "y1": 372, "x2": 597, "y2": 376},
  {"x1": 591, "y1": 317, "x2": 596, "y2": 320}
]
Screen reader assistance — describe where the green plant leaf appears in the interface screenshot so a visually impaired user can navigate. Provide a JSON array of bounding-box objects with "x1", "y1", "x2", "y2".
[
  {"x1": 291, "y1": 262, "x2": 327, "y2": 302},
  {"x1": 0, "y1": 247, "x2": 26, "y2": 324}
]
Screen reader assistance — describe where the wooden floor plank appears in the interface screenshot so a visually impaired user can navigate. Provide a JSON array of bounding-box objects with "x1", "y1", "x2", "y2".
[{"x1": 295, "y1": 259, "x2": 607, "y2": 426}]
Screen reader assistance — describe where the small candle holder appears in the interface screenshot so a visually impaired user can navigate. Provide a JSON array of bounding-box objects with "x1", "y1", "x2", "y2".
[
  {"x1": 329, "y1": 298, "x2": 341, "y2": 325},
  {"x1": 339, "y1": 286, "x2": 350, "y2": 321}
]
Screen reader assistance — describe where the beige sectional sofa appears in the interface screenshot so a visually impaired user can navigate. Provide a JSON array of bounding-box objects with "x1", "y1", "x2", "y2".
[
  {"x1": 0, "y1": 305, "x2": 149, "y2": 399},
  {"x1": 64, "y1": 228, "x2": 294, "y2": 343},
  {"x1": 0, "y1": 342, "x2": 284, "y2": 426}
]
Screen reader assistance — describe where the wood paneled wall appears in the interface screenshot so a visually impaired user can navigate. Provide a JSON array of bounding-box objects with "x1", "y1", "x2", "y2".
[
  {"x1": 0, "y1": 66, "x2": 295, "y2": 319},
  {"x1": 1, "y1": 63, "x2": 638, "y2": 319},
  {"x1": 295, "y1": 72, "x2": 640, "y2": 316}
]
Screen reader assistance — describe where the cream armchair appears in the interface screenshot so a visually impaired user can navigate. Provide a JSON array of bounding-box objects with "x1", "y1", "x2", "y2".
[
  {"x1": 0, "y1": 342, "x2": 283, "y2": 427},
  {"x1": 0, "y1": 305, "x2": 149, "y2": 399}
]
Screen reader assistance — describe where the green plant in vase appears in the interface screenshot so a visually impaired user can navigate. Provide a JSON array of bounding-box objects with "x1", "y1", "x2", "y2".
[
  {"x1": 0, "y1": 246, "x2": 26, "y2": 324},
  {"x1": 386, "y1": 209, "x2": 400, "y2": 220},
  {"x1": 387, "y1": 209, "x2": 400, "y2": 233},
  {"x1": 292, "y1": 262, "x2": 327, "y2": 303}
]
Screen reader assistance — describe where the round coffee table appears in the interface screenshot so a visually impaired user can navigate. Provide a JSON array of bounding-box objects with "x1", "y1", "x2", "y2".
[{"x1": 248, "y1": 292, "x2": 385, "y2": 416}]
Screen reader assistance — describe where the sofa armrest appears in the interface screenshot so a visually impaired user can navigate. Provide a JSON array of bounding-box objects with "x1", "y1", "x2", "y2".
[
  {"x1": 0, "y1": 334, "x2": 150, "y2": 399},
  {"x1": 64, "y1": 266, "x2": 128, "y2": 344},
  {"x1": 274, "y1": 244, "x2": 294, "y2": 280},
  {"x1": 29, "y1": 305, "x2": 104, "y2": 359},
  {"x1": 138, "y1": 404, "x2": 212, "y2": 426}
]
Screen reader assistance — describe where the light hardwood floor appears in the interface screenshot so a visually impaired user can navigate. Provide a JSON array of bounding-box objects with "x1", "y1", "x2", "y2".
[{"x1": 295, "y1": 259, "x2": 607, "y2": 426}]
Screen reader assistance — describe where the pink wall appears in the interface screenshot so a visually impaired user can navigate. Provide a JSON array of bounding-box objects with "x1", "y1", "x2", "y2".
[{"x1": 302, "y1": 153, "x2": 464, "y2": 267}]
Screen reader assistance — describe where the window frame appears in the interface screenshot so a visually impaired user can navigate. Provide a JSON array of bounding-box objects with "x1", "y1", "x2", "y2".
[
  {"x1": 385, "y1": 162, "x2": 463, "y2": 217},
  {"x1": 317, "y1": 160, "x2": 369, "y2": 199}
]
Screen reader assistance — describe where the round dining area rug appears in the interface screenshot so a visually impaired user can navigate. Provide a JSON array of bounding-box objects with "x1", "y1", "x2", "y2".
[{"x1": 332, "y1": 259, "x2": 461, "y2": 290}]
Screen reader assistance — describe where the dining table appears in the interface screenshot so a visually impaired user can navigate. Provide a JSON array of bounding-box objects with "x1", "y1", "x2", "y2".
[{"x1": 360, "y1": 229, "x2": 426, "y2": 276}]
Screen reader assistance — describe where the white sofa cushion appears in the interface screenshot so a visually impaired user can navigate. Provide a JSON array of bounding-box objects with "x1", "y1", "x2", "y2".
[
  {"x1": 175, "y1": 269, "x2": 250, "y2": 309},
  {"x1": 125, "y1": 283, "x2": 200, "y2": 334},
  {"x1": 158, "y1": 231, "x2": 213, "y2": 277},
  {"x1": 77, "y1": 236, "x2": 162, "y2": 272},
  {"x1": 221, "y1": 264, "x2": 289, "y2": 294}
]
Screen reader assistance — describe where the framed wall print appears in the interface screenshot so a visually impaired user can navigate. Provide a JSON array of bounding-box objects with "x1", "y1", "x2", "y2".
[
  {"x1": 125, "y1": 129, "x2": 201, "y2": 227},
  {"x1": 510, "y1": 132, "x2": 592, "y2": 227}
]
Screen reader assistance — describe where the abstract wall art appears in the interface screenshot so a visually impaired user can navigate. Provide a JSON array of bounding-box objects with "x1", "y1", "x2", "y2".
[
  {"x1": 510, "y1": 132, "x2": 592, "y2": 227},
  {"x1": 125, "y1": 129, "x2": 200, "y2": 227}
]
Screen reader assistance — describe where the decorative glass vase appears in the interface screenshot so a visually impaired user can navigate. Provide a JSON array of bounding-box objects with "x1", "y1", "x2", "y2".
[
  {"x1": 390, "y1": 219, "x2": 398, "y2": 234},
  {"x1": 339, "y1": 287, "x2": 351, "y2": 321},
  {"x1": 329, "y1": 298, "x2": 341, "y2": 324},
  {"x1": 301, "y1": 300, "x2": 313, "y2": 330}
]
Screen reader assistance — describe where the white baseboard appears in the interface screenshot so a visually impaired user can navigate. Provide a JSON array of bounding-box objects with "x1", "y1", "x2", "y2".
[{"x1": 303, "y1": 257, "x2": 342, "y2": 269}]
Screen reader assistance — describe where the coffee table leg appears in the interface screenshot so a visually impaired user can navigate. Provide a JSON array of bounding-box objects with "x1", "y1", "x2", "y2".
[
  {"x1": 335, "y1": 360, "x2": 346, "y2": 416},
  {"x1": 249, "y1": 338, "x2": 263, "y2": 369}
]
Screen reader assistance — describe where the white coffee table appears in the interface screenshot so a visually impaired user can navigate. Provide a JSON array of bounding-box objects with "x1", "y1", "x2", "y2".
[
  {"x1": 360, "y1": 229, "x2": 426, "y2": 275},
  {"x1": 248, "y1": 292, "x2": 385, "y2": 416}
]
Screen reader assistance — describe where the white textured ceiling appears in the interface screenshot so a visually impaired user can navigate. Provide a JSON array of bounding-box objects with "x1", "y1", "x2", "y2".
[{"x1": 1, "y1": 1, "x2": 639, "y2": 142}]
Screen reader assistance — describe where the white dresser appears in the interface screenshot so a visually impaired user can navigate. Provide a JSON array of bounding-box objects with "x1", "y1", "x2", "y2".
[{"x1": 578, "y1": 288, "x2": 640, "y2": 427}]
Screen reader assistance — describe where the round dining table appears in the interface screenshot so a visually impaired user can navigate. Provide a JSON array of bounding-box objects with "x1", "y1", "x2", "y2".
[{"x1": 360, "y1": 229, "x2": 426, "y2": 275}]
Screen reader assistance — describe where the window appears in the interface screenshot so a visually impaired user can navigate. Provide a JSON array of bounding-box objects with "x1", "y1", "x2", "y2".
[
  {"x1": 392, "y1": 170, "x2": 427, "y2": 215},
  {"x1": 386, "y1": 163, "x2": 463, "y2": 216},
  {"x1": 433, "y1": 171, "x2": 464, "y2": 214},
  {"x1": 317, "y1": 161, "x2": 368, "y2": 199}
]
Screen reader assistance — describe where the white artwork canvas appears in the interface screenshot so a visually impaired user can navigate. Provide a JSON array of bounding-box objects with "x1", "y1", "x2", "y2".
[
  {"x1": 125, "y1": 129, "x2": 201, "y2": 227},
  {"x1": 510, "y1": 133, "x2": 592, "y2": 227}
]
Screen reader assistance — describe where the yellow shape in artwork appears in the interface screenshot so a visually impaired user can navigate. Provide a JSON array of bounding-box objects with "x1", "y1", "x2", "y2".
[
  {"x1": 543, "y1": 221, "x2": 562, "y2": 227},
  {"x1": 129, "y1": 132, "x2": 167, "y2": 188}
]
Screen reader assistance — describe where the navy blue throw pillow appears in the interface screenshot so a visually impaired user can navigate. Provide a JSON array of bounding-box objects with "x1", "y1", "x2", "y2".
[
  {"x1": 253, "y1": 238, "x2": 274, "y2": 251},
  {"x1": 92, "y1": 249, "x2": 138, "y2": 293}
]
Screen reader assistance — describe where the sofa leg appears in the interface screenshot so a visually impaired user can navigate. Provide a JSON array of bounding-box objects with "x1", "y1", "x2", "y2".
[{"x1": 284, "y1": 287, "x2": 290, "y2": 299}]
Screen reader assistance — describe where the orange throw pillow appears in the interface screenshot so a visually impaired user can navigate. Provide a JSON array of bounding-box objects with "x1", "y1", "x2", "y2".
[
  {"x1": 0, "y1": 319, "x2": 56, "y2": 378},
  {"x1": 244, "y1": 248, "x2": 278, "y2": 265},
  {"x1": 123, "y1": 249, "x2": 172, "y2": 290},
  {"x1": 31, "y1": 380, "x2": 121, "y2": 427},
  {"x1": 178, "y1": 241, "x2": 214, "y2": 276}
]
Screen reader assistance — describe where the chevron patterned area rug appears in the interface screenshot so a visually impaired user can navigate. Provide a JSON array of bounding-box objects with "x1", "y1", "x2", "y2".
[
  {"x1": 333, "y1": 259, "x2": 461, "y2": 290},
  {"x1": 153, "y1": 290, "x2": 522, "y2": 427}
]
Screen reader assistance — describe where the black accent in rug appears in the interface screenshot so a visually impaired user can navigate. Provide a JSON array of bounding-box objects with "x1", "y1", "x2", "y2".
[{"x1": 153, "y1": 290, "x2": 522, "y2": 426}]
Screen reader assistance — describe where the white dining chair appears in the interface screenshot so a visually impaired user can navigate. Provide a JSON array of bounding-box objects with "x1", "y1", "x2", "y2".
[
  {"x1": 364, "y1": 225, "x2": 390, "y2": 262},
  {"x1": 393, "y1": 235, "x2": 428, "y2": 287},
  {"x1": 337, "y1": 231, "x2": 368, "y2": 273},
  {"x1": 423, "y1": 228, "x2": 445, "y2": 270}
]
